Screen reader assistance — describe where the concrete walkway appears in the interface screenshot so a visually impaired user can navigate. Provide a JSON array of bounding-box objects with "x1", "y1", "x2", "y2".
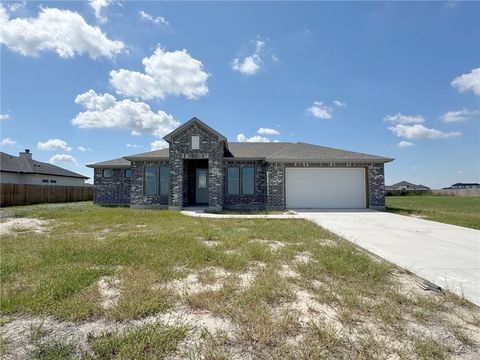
[
  {"x1": 181, "y1": 209, "x2": 299, "y2": 219},
  {"x1": 296, "y1": 209, "x2": 480, "y2": 306}
]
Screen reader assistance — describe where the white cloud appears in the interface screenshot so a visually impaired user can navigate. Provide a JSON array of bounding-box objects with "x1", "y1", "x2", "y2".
[
  {"x1": 72, "y1": 90, "x2": 179, "y2": 139},
  {"x1": 1, "y1": 138, "x2": 17, "y2": 146},
  {"x1": 306, "y1": 101, "x2": 333, "y2": 119},
  {"x1": 383, "y1": 113, "x2": 425, "y2": 124},
  {"x1": 89, "y1": 0, "x2": 112, "y2": 23},
  {"x1": 49, "y1": 154, "x2": 77, "y2": 165},
  {"x1": 451, "y1": 68, "x2": 480, "y2": 96},
  {"x1": 237, "y1": 133, "x2": 270, "y2": 142},
  {"x1": 7, "y1": 2, "x2": 26, "y2": 13},
  {"x1": 37, "y1": 138, "x2": 72, "y2": 151},
  {"x1": 150, "y1": 139, "x2": 168, "y2": 150},
  {"x1": 398, "y1": 141, "x2": 414, "y2": 148},
  {"x1": 139, "y1": 10, "x2": 169, "y2": 26},
  {"x1": 271, "y1": 54, "x2": 280, "y2": 62},
  {"x1": 389, "y1": 124, "x2": 460, "y2": 140},
  {"x1": 257, "y1": 127, "x2": 279, "y2": 135},
  {"x1": 457, "y1": 170, "x2": 463, "y2": 175},
  {"x1": 0, "y1": 5, "x2": 124, "y2": 58},
  {"x1": 440, "y1": 109, "x2": 480, "y2": 123},
  {"x1": 127, "y1": 143, "x2": 143, "y2": 149},
  {"x1": 231, "y1": 39, "x2": 265, "y2": 76},
  {"x1": 77, "y1": 146, "x2": 91, "y2": 152},
  {"x1": 333, "y1": 100, "x2": 346, "y2": 107},
  {"x1": 110, "y1": 47, "x2": 209, "y2": 100},
  {"x1": 0, "y1": 113, "x2": 10, "y2": 121}
]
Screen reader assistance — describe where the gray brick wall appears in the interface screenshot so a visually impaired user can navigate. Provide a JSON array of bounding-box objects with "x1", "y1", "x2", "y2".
[
  {"x1": 223, "y1": 160, "x2": 267, "y2": 210},
  {"x1": 367, "y1": 164, "x2": 385, "y2": 210},
  {"x1": 266, "y1": 163, "x2": 285, "y2": 209},
  {"x1": 130, "y1": 160, "x2": 169, "y2": 208},
  {"x1": 93, "y1": 168, "x2": 131, "y2": 205},
  {"x1": 168, "y1": 122, "x2": 224, "y2": 210}
]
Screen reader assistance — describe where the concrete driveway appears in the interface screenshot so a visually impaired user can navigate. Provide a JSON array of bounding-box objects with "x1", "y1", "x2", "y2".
[{"x1": 296, "y1": 209, "x2": 480, "y2": 306}]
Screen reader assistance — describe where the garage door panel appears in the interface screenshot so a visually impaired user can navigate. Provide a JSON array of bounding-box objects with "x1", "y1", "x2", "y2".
[{"x1": 286, "y1": 168, "x2": 366, "y2": 208}]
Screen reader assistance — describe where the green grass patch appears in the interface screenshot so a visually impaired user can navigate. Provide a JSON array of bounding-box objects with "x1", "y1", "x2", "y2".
[{"x1": 386, "y1": 195, "x2": 480, "y2": 229}]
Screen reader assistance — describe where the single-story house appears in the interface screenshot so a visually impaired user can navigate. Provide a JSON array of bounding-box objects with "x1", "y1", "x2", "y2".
[
  {"x1": 87, "y1": 117, "x2": 393, "y2": 210},
  {"x1": 385, "y1": 181, "x2": 431, "y2": 191},
  {"x1": 447, "y1": 183, "x2": 480, "y2": 189},
  {"x1": 1, "y1": 150, "x2": 88, "y2": 186}
]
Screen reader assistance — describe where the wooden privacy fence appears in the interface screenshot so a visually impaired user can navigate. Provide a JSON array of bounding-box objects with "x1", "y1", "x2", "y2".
[
  {"x1": 0, "y1": 184, "x2": 93, "y2": 207},
  {"x1": 433, "y1": 188, "x2": 480, "y2": 197}
]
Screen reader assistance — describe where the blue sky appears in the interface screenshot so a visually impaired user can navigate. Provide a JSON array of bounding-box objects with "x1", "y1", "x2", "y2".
[{"x1": 1, "y1": 1, "x2": 479, "y2": 188}]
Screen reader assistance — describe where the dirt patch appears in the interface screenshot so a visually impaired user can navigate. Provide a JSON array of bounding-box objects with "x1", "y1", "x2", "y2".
[
  {"x1": 278, "y1": 264, "x2": 300, "y2": 279},
  {"x1": 0, "y1": 218, "x2": 48, "y2": 235},
  {"x1": 249, "y1": 239, "x2": 285, "y2": 251},
  {"x1": 202, "y1": 240, "x2": 221, "y2": 247},
  {"x1": 294, "y1": 251, "x2": 312, "y2": 264},
  {"x1": 97, "y1": 276, "x2": 121, "y2": 310}
]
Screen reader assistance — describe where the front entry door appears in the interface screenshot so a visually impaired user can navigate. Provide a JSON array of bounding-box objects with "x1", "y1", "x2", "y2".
[{"x1": 196, "y1": 169, "x2": 208, "y2": 204}]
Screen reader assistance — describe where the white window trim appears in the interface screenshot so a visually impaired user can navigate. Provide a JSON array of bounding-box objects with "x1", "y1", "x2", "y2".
[{"x1": 191, "y1": 135, "x2": 200, "y2": 150}]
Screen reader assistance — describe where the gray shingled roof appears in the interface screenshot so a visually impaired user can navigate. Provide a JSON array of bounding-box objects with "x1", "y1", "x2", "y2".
[
  {"x1": 1, "y1": 152, "x2": 89, "y2": 179},
  {"x1": 386, "y1": 181, "x2": 430, "y2": 190},
  {"x1": 89, "y1": 141, "x2": 392, "y2": 168},
  {"x1": 85, "y1": 157, "x2": 131, "y2": 168}
]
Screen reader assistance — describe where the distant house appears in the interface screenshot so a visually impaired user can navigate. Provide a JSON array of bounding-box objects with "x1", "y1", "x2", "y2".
[
  {"x1": 385, "y1": 181, "x2": 430, "y2": 191},
  {"x1": 0, "y1": 150, "x2": 88, "y2": 186},
  {"x1": 448, "y1": 183, "x2": 480, "y2": 189}
]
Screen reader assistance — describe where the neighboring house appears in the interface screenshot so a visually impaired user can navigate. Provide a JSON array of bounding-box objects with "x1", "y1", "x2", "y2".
[
  {"x1": 0, "y1": 150, "x2": 88, "y2": 186},
  {"x1": 385, "y1": 181, "x2": 431, "y2": 191},
  {"x1": 87, "y1": 117, "x2": 393, "y2": 210},
  {"x1": 447, "y1": 183, "x2": 480, "y2": 189}
]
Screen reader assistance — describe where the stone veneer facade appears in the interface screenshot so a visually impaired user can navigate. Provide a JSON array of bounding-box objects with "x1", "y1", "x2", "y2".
[{"x1": 92, "y1": 120, "x2": 387, "y2": 210}]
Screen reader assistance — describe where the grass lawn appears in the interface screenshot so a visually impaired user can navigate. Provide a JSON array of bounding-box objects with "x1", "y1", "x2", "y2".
[
  {"x1": 1, "y1": 202, "x2": 479, "y2": 359},
  {"x1": 386, "y1": 195, "x2": 480, "y2": 230}
]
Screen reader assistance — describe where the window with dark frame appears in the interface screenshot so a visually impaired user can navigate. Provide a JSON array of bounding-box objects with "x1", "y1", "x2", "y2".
[
  {"x1": 50, "y1": 180, "x2": 57, "y2": 183},
  {"x1": 242, "y1": 167, "x2": 255, "y2": 195},
  {"x1": 144, "y1": 167, "x2": 157, "y2": 196},
  {"x1": 159, "y1": 166, "x2": 170, "y2": 195},
  {"x1": 124, "y1": 169, "x2": 132, "y2": 178},
  {"x1": 227, "y1": 167, "x2": 240, "y2": 195},
  {"x1": 42, "y1": 179, "x2": 49, "y2": 183},
  {"x1": 102, "y1": 169, "x2": 113, "y2": 178}
]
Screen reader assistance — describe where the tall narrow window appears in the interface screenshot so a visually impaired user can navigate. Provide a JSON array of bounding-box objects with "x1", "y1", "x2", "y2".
[
  {"x1": 159, "y1": 166, "x2": 170, "y2": 195},
  {"x1": 191, "y1": 135, "x2": 200, "y2": 150},
  {"x1": 242, "y1": 167, "x2": 255, "y2": 195},
  {"x1": 144, "y1": 167, "x2": 157, "y2": 196},
  {"x1": 227, "y1": 167, "x2": 240, "y2": 195},
  {"x1": 124, "y1": 169, "x2": 132, "y2": 178},
  {"x1": 102, "y1": 169, "x2": 113, "y2": 178}
]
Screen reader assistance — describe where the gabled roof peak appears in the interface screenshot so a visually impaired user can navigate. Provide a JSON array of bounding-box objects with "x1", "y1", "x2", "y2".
[{"x1": 163, "y1": 117, "x2": 227, "y2": 143}]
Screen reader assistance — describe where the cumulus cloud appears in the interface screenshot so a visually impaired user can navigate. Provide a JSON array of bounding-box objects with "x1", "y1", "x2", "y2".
[
  {"x1": 139, "y1": 10, "x2": 169, "y2": 26},
  {"x1": 389, "y1": 124, "x2": 460, "y2": 140},
  {"x1": 383, "y1": 113, "x2": 425, "y2": 124},
  {"x1": 451, "y1": 68, "x2": 480, "y2": 96},
  {"x1": 150, "y1": 139, "x2": 168, "y2": 150},
  {"x1": 109, "y1": 47, "x2": 209, "y2": 100},
  {"x1": 72, "y1": 90, "x2": 179, "y2": 139},
  {"x1": 127, "y1": 143, "x2": 143, "y2": 149},
  {"x1": 49, "y1": 154, "x2": 77, "y2": 165},
  {"x1": 1, "y1": 138, "x2": 17, "y2": 146},
  {"x1": 0, "y1": 113, "x2": 10, "y2": 121},
  {"x1": 0, "y1": 5, "x2": 124, "y2": 58},
  {"x1": 333, "y1": 100, "x2": 346, "y2": 107},
  {"x1": 257, "y1": 127, "x2": 279, "y2": 135},
  {"x1": 89, "y1": 0, "x2": 112, "y2": 23},
  {"x1": 231, "y1": 39, "x2": 265, "y2": 76},
  {"x1": 237, "y1": 133, "x2": 271, "y2": 142},
  {"x1": 306, "y1": 101, "x2": 333, "y2": 119},
  {"x1": 398, "y1": 140, "x2": 414, "y2": 148},
  {"x1": 440, "y1": 109, "x2": 480, "y2": 123},
  {"x1": 37, "y1": 138, "x2": 72, "y2": 151},
  {"x1": 77, "y1": 146, "x2": 91, "y2": 152}
]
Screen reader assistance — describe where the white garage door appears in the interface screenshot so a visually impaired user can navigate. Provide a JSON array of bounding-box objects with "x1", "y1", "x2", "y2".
[{"x1": 285, "y1": 168, "x2": 366, "y2": 209}]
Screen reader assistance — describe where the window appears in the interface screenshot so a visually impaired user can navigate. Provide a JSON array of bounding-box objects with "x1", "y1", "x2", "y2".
[
  {"x1": 159, "y1": 166, "x2": 170, "y2": 195},
  {"x1": 242, "y1": 167, "x2": 255, "y2": 195},
  {"x1": 144, "y1": 167, "x2": 158, "y2": 196},
  {"x1": 124, "y1": 169, "x2": 132, "y2": 178},
  {"x1": 227, "y1": 167, "x2": 240, "y2": 195},
  {"x1": 42, "y1": 179, "x2": 49, "y2": 183},
  {"x1": 191, "y1": 135, "x2": 200, "y2": 150},
  {"x1": 103, "y1": 169, "x2": 113, "y2": 178},
  {"x1": 50, "y1": 180, "x2": 57, "y2": 184}
]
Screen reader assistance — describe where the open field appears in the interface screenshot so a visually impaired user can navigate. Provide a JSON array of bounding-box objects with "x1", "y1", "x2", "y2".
[
  {"x1": 1, "y1": 202, "x2": 479, "y2": 359},
  {"x1": 386, "y1": 195, "x2": 480, "y2": 230}
]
